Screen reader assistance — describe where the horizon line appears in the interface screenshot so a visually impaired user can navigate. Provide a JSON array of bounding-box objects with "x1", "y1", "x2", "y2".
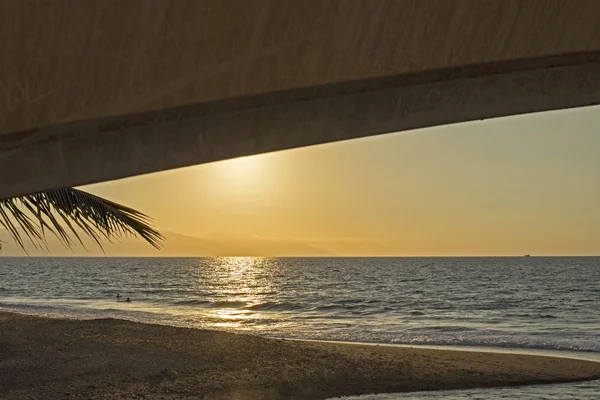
[{"x1": 1, "y1": 255, "x2": 599, "y2": 258}]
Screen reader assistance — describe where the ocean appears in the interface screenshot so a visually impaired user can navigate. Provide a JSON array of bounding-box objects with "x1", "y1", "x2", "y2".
[{"x1": 1, "y1": 257, "x2": 599, "y2": 399}]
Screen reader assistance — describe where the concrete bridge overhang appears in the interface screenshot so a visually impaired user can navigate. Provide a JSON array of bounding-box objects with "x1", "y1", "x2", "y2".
[{"x1": 1, "y1": 1, "x2": 599, "y2": 199}]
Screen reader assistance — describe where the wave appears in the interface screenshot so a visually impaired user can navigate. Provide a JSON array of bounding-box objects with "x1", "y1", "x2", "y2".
[
  {"x1": 312, "y1": 304, "x2": 368, "y2": 311},
  {"x1": 174, "y1": 299, "x2": 212, "y2": 306},
  {"x1": 387, "y1": 337, "x2": 600, "y2": 353},
  {"x1": 174, "y1": 300, "x2": 248, "y2": 308},
  {"x1": 504, "y1": 313, "x2": 558, "y2": 319},
  {"x1": 407, "y1": 325, "x2": 476, "y2": 333},
  {"x1": 138, "y1": 289, "x2": 191, "y2": 295},
  {"x1": 172, "y1": 299, "x2": 305, "y2": 311},
  {"x1": 246, "y1": 302, "x2": 302, "y2": 311}
]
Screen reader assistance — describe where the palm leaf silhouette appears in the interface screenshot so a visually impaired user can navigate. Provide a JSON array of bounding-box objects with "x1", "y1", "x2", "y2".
[{"x1": 0, "y1": 188, "x2": 162, "y2": 252}]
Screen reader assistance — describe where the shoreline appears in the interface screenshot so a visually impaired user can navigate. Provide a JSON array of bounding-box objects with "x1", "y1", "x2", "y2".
[
  {"x1": 1, "y1": 312, "x2": 600, "y2": 399},
  {"x1": 3, "y1": 302, "x2": 599, "y2": 358},
  {"x1": 286, "y1": 338, "x2": 600, "y2": 363}
]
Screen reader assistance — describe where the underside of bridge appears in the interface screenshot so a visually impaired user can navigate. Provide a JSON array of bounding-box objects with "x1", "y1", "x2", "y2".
[{"x1": 1, "y1": 0, "x2": 599, "y2": 199}]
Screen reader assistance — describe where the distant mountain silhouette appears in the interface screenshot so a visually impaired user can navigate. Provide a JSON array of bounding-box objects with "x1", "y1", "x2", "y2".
[{"x1": 0, "y1": 229, "x2": 336, "y2": 257}]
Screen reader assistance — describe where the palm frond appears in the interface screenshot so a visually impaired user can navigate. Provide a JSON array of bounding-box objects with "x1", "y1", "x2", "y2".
[{"x1": 0, "y1": 188, "x2": 162, "y2": 251}]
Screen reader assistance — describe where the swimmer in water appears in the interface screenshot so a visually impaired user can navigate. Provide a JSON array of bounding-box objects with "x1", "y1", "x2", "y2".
[
  {"x1": 126, "y1": 297, "x2": 131, "y2": 302},
  {"x1": 116, "y1": 293, "x2": 121, "y2": 299}
]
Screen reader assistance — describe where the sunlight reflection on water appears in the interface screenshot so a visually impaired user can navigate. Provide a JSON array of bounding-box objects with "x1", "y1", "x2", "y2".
[{"x1": 2, "y1": 256, "x2": 598, "y2": 352}]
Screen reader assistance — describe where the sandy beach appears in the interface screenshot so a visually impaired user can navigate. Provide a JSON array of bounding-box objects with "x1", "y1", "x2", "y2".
[{"x1": 0, "y1": 312, "x2": 599, "y2": 399}]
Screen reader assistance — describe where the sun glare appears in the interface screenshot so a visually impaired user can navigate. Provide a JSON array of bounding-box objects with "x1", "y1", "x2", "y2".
[
  {"x1": 208, "y1": 155, "x2": 273, "y2": 199},
  {"x1": 224, "y1": 156, "x2": 261, "y2": 178}
]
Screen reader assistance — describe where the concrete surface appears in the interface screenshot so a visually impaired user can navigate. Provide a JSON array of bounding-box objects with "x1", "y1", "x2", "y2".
[{"x1": 1, "y1": 1, "x2": 599, "y2": 198}]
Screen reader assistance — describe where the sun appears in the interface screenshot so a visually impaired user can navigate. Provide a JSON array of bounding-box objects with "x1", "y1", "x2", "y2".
[
  {"x1": 215, "y1": 155, "x2": 268, "y2": 192},
  {"x1": 193, "y1": 152, "x2": 280, "y2": 205},
  {"x1": 225, "y1": 156, "x2": 260, "y2": 176}
]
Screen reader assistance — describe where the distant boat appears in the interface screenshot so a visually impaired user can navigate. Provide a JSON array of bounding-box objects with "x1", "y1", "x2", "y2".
[{"x1": 524, "y1": 254, "x2": 531, "y2": 257}]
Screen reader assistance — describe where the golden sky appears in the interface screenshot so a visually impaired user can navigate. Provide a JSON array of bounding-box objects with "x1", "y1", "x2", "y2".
[{"x1": 77, "y1": 105, "x2": 600, "y2": 257}]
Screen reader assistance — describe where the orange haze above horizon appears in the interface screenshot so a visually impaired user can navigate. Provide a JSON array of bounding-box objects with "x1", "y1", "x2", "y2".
[{"x1": 74, "y1": 106, "x2": 600, "y2": 257}]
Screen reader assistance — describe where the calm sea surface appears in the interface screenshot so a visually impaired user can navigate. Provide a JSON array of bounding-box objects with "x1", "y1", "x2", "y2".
[{"x1": 1, "y1": 257, "x2": 599, "y2": 399}]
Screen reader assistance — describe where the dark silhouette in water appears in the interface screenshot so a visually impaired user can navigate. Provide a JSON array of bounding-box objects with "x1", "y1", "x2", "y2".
[
  {"x1": 126, "y1": 297, "x2": 131, "y2": 302},
  {"x1": 116, "y1": 293, "x2": 121, "y2": 299}
]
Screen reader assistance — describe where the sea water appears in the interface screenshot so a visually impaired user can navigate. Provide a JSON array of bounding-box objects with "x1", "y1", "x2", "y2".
[{"x1": 1, "y1": 257, "x2": 599, "y2": 398}]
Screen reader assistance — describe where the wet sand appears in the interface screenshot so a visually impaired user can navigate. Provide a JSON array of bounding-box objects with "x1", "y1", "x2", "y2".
[{"x1": 1, "y1": 312, "x2": 599, "y2": 399}]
